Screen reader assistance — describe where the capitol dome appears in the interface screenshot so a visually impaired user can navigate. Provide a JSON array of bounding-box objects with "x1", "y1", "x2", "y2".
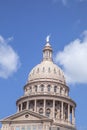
[
  {"x1": 27, "y1": 41, "x2": 66, "y2": 85},
  {"x1": 1, "y1": 37, "x2": 76, "y2": 130}
]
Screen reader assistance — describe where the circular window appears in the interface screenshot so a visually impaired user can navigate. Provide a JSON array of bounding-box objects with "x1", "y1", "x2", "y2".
[
  {"x1": 25, "y1": 114, "x2": 29, "y2": 118},
  {"x1": 46, "y1": 108, "x2": 51, "y2": 114},
  {"x1": 46, "y1": 108, "x2": 51, "y2": 117},
  {"x1": 39, "y1": 108, "x2": 43, "y2": 114}
]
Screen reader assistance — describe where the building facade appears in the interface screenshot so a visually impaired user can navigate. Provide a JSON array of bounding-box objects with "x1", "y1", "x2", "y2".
[{"x1": 0, "y1": 39, "x2": 76, "y2": 130}]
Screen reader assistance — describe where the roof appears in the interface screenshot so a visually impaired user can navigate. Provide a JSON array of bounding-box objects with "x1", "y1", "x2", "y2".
[{"x1": 0, "y1": 109, "x2": 52, "y2": 123}]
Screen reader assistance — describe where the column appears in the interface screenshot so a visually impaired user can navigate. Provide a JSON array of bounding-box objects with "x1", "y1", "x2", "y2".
[
  {"x1": 28, "y1": 101, "x2": 30, "y2": 110},
  {"x1": 68, "y1": 104, "x2": 70, "y2": 122},
  {"x1": 44, "y1": 99, "x2": 46, "y2": 115},
  {"x1": 34, "y1": 99, "x2": 37, "y2": 112},
  {"x1": 72, "y1": 107, "x2": 75, "y2": 125},
  {"x1": 38, "y1": 85, "x2": 40, "y2": 94},
  {"x1": 21, "y1": 103, "x2": 22, "y2": 111},
  {"x1": 26, "y1": 101, "x2": 28, "y2": 110},
  {"x1": 53, "y1": 100, "x2": 55, "y2": 118},
  {"x1": 17, "y1": 105, "x2": 19, "y2": 112},
  {"x1": 61, "y1": 101, "x2": 63, "y2": 120}
]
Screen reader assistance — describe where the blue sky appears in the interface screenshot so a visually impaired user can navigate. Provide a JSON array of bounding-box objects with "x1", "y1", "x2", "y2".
[{"x1": 0, "y1": 0, "x2": 87, "y2": 130}]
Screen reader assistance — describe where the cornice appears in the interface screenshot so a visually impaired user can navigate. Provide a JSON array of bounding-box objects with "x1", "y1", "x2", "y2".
[
  {"x1": 16, "y1": 94, "x2": 76, "y2": 107},
  {"x1": 24, "y1": 80, "x2": 69, "y2": 91}
]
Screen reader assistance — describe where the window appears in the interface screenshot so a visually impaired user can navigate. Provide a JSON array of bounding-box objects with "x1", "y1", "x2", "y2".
[
  {"x1": 65, "y1": 89, "x2": 68, "y2": 96},
  {"x1": 55, "y1": 108, "x2": 57, "y2": 118},
  {"x1": 29, "y1": 101, "x2": 34, "y2": 111},
  {"x1": 35, "y1": 85, "x2": 37, "y2": 92},
  {"x1": 47, "y1": 101, "x2": 51, "y2": 106},
  {"x1": 48, "y1": 67, "x2": 50, "y2": 72},
  {"x1": 27, "y1": 126, "x2": 31, "y2": 130},
  {"x1": 54, "y1": 86, "x2": 57, "y2": 92},
  {"x1": 60, "y1": 87, "x2": 62, "y2": 94},
  {"x1": 48, "y1": 85, "x2": 50, "y2": 92},
  {"x1": 25, "y1": 114, "x2": 29, "y2": 118},
  {"x1": 37, "y1": 68, "x2": 39, "y2": 73},
  {"x1": 39, "y1": 100, "x2": 43, "y2": 106},
  {"x1": 21, "y1": 127, "x2": 25, "y2": 130},
  {"x1": 46, "y1": 51, "x2": 48, "y2": 57},
  {"x1": 11, "y1": 126, "x2": 14, "y2": 130},
  {"x1": 46, "y1": 108, "x2": 51, "y2": 117},
  {"x1": 41, "y1": 84, "x2": 44, "y2": 91},
  {"x1": 19, "y1": 104, "x2": 21, "y2": 111},
  {"x1": 54, "y1": 68, "x2": 56, "y2": 74},
  {"x1": 38, "y1": 125, "x2": 43, "y2": 130},
  {"x1": 39, "y1": 108, "x2": 43, "y2": 114},
  {"x1": 22, "y1": 102, "x2": 27, "y2": 110},
  {"x1": 29, "y1": 87, "x2": 32, "y2": 92},
  {"x1": 43, "y1": 67, "x2": 45, "y2": 72},
  {"x1": 16, "y1": 127, "x2": 20, "y2": 130},
  {"x1": 32, "y1": 125, "x2": 37, "y2": 130}
]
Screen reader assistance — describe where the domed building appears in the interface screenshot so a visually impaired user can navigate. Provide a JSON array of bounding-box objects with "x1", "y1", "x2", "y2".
[{"x1": 0, "y1": 38, "x2": 76, "y2": 130}]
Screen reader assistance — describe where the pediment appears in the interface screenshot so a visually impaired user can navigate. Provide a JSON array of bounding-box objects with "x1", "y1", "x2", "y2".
[{"x1": 1, "y1": 110, "x2": 50, "y2": 122}]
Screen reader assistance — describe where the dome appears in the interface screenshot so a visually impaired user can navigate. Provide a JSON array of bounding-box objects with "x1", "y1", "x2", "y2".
[
  {"x1": 28, "y1": 60, "x2": 66, "y2": 84},
  {"x1": 27, "y1": 40, "x2": 66, "y2": 84}
]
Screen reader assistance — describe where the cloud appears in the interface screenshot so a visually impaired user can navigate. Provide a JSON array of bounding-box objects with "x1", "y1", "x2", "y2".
[
  {"x1": 55, "y1": 31, "x2": 87, "y2": 84},
  {"x1": 53, "y1": 0, "x2": 68, "y2": 6},
  {"x1": 0, "y1": 35, "x2": 20, "y2": 79},
  {"x1": 79, "y1": 0, "x2": 87, "y2": 2},
  {"x1": 62, "y1": 0, "x2": 68, "y2": 5},
  {"x1": 52, "y1": 0, "x2": 87, "y2": 6}
]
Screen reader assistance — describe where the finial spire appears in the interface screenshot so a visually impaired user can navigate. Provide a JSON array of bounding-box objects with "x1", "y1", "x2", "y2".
[{"x1": 43, "y1": 35, "x2": 53, "y2": 61}]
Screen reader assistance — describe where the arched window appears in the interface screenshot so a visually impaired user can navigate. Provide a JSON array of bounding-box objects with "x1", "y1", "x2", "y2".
[
  {"x1": 54, "y1": 86, "x2": 57, "y2": 92},
  {"x1": 29, "y1": 86, "x2": 32, "y2": 92},
  {"x1": 35, "y1": 85, "x2": 37, "y2": 92},
  {"x1": 65, "y1": 89, "x2": 68, "y2": 96},
  {"x1": 54, "y1": 68, "x2": 56, "y2": 74},
  {"x1": 19, "y1": 104, "x2": 21, "y2": 111},
  {"x1": 22, "y1": 102, "x2": 27, "y2": 110},
  {"x1": 43, "y1": 67, "x2": 45, "y2": 72},
  {"x1": 47, "y1": 100, "x2": 51, "y2": 106},
  {"x1": 37, "y1": 68, "x2": 39, "y2": 73},
  {"x1": 55, "y1": 108, "x2": 57, "y2": 118},
  {"x1": 48, "y1": 67, "x2": 50, "y2": 72},
  {"x1": 41, "y1": 84, "x2": 44, "y2": 91},
  {"x1": 48, "y1": 85, "x2": 50, "y2": 92},
  {"x1": 60, "y1": 87, "x2": 62, "y2": 94},
  {"x1": 39, "y1": 100, "x2": 43, "y2": 106},
  {"x1": 29, "y1": 101, "x2": 34, "y2": 111}
]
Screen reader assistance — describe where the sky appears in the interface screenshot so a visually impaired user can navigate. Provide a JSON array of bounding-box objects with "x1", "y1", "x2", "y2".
[{"x1": 0, "y1": 0, "x2": 87, "y2": 130}]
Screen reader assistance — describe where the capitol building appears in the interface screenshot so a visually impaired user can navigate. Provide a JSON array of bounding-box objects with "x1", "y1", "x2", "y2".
[{"x1": 0, "y1": 38, "x2": 77, "y2": 130}]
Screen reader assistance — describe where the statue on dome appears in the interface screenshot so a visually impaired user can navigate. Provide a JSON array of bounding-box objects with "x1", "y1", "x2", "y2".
[{"x1": 46, "y1": 35, "x2": 50, "y2": 43}]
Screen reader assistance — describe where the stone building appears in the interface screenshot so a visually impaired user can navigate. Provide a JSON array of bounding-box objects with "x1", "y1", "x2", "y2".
[{"x1": 0, "y1": 38, "x2": 77, "y2": 130}]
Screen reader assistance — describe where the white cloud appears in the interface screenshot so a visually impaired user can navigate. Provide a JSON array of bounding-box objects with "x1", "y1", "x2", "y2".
[
  {"x1": 62, "y1": 0, "x2": 68, "y2": 5},
  {"x1": 52, "y1": 0, "x2": 87, "y2": 6},
  {"x1": 55, "y1": 31, "x2": 87, "y2": 84},
  {"x1": 79, "y1": 0, "x2": 87, "y2": 2},
  {"x1": 0, "y1": 35, "x2": 20, "y2": 79},
  {"x1": 53, "y1": 0, "x2": 68, "y2": 5}
]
